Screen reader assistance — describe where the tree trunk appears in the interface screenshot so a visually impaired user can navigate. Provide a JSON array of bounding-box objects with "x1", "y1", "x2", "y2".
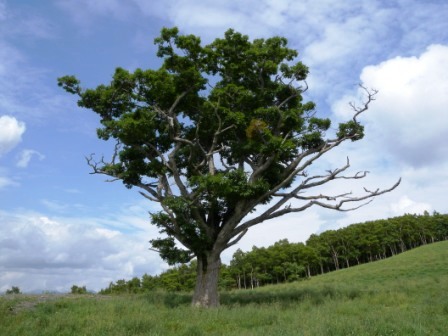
[
  {"x1": 250, "y1": 268, "x2": 254, "y2": 290},
  {"x1": 192, "y1": 253, "x2": 221, "y2": 308}
]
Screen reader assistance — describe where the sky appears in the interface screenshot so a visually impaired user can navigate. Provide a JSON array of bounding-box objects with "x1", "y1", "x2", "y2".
[{"x1": 1, "y1": 0, "x2": 447, "y2": 293}]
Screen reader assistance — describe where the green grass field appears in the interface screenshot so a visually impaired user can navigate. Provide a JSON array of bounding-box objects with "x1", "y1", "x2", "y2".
[{"x1": 1, "y1": 241, "x2": 447, "y2": 335}]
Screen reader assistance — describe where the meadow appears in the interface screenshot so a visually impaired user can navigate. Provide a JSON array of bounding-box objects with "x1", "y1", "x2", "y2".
[{"x1": 1, "y1": 241, "x2": 447, "y2": 335}]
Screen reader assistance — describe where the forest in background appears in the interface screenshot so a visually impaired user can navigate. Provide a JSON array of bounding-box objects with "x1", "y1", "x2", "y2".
[{"x1": 98, "y1": 212, "x2": 448, "y2": 294}]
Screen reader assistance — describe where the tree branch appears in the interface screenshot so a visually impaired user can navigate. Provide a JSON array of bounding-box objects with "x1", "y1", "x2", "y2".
[
  {"x1": 232, "y1": 174, "x2": 401, "y2": 239},
  {"x1": 350, "y1": 85, "x2": 378, "y2": 123},
  {"x1": 225, "y1": 229, "x2": 248, "y2": 249}
]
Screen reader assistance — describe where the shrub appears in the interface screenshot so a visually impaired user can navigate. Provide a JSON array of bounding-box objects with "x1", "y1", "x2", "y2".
[
  {"x1": 70, "y1": 285, "x2": 88, "y2": 294},
  {"x1": 5, "y1": 286, "x2": 21, "y2": 295}
]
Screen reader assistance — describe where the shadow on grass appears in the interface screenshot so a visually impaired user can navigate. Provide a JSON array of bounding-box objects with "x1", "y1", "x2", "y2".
[
  {"x1": 142, "y1": 285, "x2": 363, "y2": 308},
  {"x1": 221, "y1": 286, "x2": 362, "y2": 307}
]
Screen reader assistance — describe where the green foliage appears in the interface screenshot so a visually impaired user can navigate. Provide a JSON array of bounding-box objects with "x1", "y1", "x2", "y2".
[
  {"x1": 70, "y1": 285, "x2": 88, "y2": 295},
  {"x1": 59, "y1": 27, "x2": 399, "y2": 306},
  {"x1": 58, "y1": 27, "x2": 356, "y2": 267},
  {"x1": 99, "y1": 259, "x2": 235, "y2": 295},
  {"x1": 337, "y1": 120, "x2": 364, "y2": 141},
  {"x1": 5, "y1": 286, "x2": 21, "y2": 295},
  {"x1": 229, "y1": 212, "x2": 448, "y2": 288},
  {"x1": 150, "y1": 237, "x2": 193, "y2": 265}
]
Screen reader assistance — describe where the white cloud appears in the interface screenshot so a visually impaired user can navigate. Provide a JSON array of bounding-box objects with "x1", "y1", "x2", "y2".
[
  {"x1": 0, "y1": 115, "x2": 25, "y2": 156},
  {"x1": 0, "y1": 175, "x2": 16, "y2": 189},
  {"x1": 0, "y1": 209, "x2": 165, "y2": 293},
  {"x1": 1, "y1": 0, "x2": 447, "y2": 293},
  {"x1": 324, "y1": 44, "x2": 448, "y2": 230},
  {"x1": 53, "y1": 0, "x2": 447, "y2": 102},
  {"x1": 129, "y1": 1, "x2": 445, "y2": 103},
  {"x1": 391, "y1": 196, "x2": 431, "y2": 215},
  {"x1": 335, "y1": 44, "x2": 448, "y2": 168},
  {"x1": 16, "y1": 149, "x2": 45, "y2": 168}
]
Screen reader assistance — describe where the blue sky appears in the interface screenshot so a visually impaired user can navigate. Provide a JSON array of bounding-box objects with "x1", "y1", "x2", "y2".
[{"x1": 1, "y1": 0, "x2": 447, "y2": 293}]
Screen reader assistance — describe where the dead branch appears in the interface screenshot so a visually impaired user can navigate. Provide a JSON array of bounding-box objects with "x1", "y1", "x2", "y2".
[
  {"x1": 349, "y1": 85, "x2": 378, "y2": 123},
  {"x1": 231, "y1": 172, "x2": 401, "y2": 239}
]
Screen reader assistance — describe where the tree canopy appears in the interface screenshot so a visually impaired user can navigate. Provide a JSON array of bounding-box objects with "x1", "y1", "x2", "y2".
[{"x1": 58, "y1": 27, "x2": 399, "y2": 307}]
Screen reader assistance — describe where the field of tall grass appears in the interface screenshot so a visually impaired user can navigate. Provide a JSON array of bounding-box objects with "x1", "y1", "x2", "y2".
[{"x1": 1, "y1": 241, "x2": 447, "y2": 335}]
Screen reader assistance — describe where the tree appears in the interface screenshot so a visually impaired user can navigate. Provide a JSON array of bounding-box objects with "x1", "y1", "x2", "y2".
[
  {"x1": 58, "y1": 27, "x2": 400, "y2": 307},
  {"x1": 5, "y1": 286, "x2": 21, "y2": 295},
  {"x1": 70, "y1": 285, "x2": 88, "y2": 294}
]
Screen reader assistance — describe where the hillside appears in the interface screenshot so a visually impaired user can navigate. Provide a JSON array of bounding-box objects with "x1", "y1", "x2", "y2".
[
  {"x1": 221, "y1": 240, "x2": 448, "y2": 302},
  {"x1": 307, "y1": 238, "x2": 448, "y2": 286},
  {"x1": 1, "y1": 241, "x2": 447, "y2": 335}
]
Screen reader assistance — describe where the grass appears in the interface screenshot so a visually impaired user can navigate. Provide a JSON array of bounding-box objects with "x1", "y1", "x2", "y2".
[{"x1": 1, "y1": 241, "x2": 447, "y2": 335}]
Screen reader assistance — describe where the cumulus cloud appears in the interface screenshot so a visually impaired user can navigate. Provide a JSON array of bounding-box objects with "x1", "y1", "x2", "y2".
[
  {"x1": 0, "y1": 115, "x2": 25, "y2": 156},
  {"x1": 16, "y1": 149, "x2": 45, "y2": 168},
  {"x1": 54, "y1": 0, "x2": 447, "y2": 100},
  {"x1": 391, "y1": 196, "x2": 431, "y2": 215},
  {"x1": 334, "y1": 44, "x2": 448, "y2": 168},
  {"x1": 0, "y1": 209, "x2": 165, "y2": 293},
  {"x1": 322, "y1": 45, "x2": 448, "y2": 230}
]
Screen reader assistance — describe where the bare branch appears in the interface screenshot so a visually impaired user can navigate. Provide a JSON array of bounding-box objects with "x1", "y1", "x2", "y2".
[
  {"x1": 147, "y1": 143, "x2": 169, "y2": 167},
  {"x1": 138, "y1": 191, "x2": 159, "y2": 202},
  {"x1": 225, "y1": 229, "x2": 248, "y2": 249},
  {"x1": 274, "y1": 192, "x2": 353, "y2": 201},
  {"x1": 349, "y1": 85, "x2": 378, "y2": 123},
  {"x1": 173, "y1": 137, "x2": 195, "y2": 146},
  {"x1": 169, "y1": 90, "x2": 190, "y2": 115},
  {"x1": 232, "y1": 177, "x2": 401, "y2": 238},
  {"x1": 104, "y1": 178, "x2": 120, "y2": 183},
  {"x1": 111, "y1": 141, "x2": 121, "y2": 164},
  {"x1": 85, "y1": 154, "x2": 112, "y2": 176}
]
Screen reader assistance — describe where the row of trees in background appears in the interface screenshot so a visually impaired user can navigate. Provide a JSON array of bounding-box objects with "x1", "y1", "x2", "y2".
[
  {"x1": 231, "y1": 211, "x2": 448, "y2": 289},
  {"x1": 100, "y1": 212, "x2": 448, "y2": 294}
]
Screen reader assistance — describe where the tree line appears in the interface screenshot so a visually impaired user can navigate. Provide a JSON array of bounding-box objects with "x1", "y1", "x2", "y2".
[{"x1": 99, "y1": 212, "x2": 448, "y2": 294}]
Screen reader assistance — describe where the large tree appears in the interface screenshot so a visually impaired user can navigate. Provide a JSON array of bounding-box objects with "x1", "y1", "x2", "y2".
[{"x1": 58, "y1": 27, "x2": 399, "y2": 307}]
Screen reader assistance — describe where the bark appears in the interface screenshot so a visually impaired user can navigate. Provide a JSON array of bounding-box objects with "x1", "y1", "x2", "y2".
[
  {"x1": 192, "y1": 253, "x2": 221, "y2": 308},
  {"x1": 250, "y1": 268, "x2": 254, "y2": 290},
  {"x1": 330, "y1": 248, "x2": 339, "y2": 270}
]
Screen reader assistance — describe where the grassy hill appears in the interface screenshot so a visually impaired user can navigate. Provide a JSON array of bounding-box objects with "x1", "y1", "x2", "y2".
[{"x1": 1, "y1": 241, "x2": 447, "y2": 335}]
